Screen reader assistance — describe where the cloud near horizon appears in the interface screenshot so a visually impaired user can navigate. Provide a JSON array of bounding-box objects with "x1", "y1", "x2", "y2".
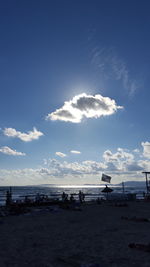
[
  {"x1": 1, "y1": 144, "x2": 150, "y2": 185},
  {"x1": 39, "y1": 158, "x2": 107, "y2": 177},
  {"x1": 3, "y1": 127, "x2": 43, "y2": 142},
  {"x1": 0, "y1": 146, "x2": 25, "y2": 156},
  {"x1": 46, "y1": 93, "x2": 123, "y2": 123},
  {"x1": 41, "y1": 146, "x2": 148, "y2": 178},
  {"x1": 0, "y1": 142, "x2": 149, "y2": 184}
]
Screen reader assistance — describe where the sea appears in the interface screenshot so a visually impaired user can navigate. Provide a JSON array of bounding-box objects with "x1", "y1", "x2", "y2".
[{"x1": 0, "y1": 184, "x2": 146, "y2": 206}]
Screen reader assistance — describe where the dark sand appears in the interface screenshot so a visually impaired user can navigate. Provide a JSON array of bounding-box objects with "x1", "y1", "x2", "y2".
[{"x1": 0, "y1": 201, "x2": 150, "y2": 267}]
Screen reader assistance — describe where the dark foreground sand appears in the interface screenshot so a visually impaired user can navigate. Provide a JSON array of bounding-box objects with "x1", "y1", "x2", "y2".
[{"x1": 0, "y1": 201, "x2": 150, "y2": 267}]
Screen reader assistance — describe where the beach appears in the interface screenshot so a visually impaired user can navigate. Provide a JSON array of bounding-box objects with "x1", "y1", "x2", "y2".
[{"x1": 0, "y1": 201, "x2": 150, "y2": 267}]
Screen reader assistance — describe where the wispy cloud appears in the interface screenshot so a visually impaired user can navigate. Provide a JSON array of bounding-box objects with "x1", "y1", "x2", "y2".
[
  {"x1": 70, "y1": 150, "x2": 81, "y2": 154},
  {"x1": 3, "y1": 127, "x2": 44, "y2": 142},
  {"x1": 46, "y1": 93, "x2": 123, "y2": 123},
  {"x1": 55, "y1": 152, "x2": 67, "y2": 158},
  {"x1": 0, "y1": 146, "x2": 25, "y2": 156},
  {"x1": 91, "y1": 47, "x2": 139, "y2": 96}
]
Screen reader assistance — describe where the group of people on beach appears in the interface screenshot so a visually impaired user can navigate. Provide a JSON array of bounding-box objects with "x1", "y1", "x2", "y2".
[
  {"x1": 61, "y1": 190, "x2": 85, "y2": 204},
  {"x1": 5, "y1": 188, "x2": 86, "y2": 207}
]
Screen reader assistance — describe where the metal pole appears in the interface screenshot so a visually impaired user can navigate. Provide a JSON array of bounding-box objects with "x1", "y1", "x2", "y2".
[{"x1": 146, "y1": 173, "x2": 148, "y2": 194}]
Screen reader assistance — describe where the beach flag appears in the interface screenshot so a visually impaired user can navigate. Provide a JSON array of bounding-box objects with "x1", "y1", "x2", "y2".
[{"x1": 101, "y1": 173, "x2": 111, "y2": 183}]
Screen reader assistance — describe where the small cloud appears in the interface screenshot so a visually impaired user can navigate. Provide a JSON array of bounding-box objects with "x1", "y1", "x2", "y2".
[
  {"x1": 133, "y1": 149, "x2": 140, "y2": 153},
  {"x1": 3, "y1": 127, "x2": 44, "y2": 142},
  {"x1": 0, "y1": 146, "x2": 25, "y2": 156},
  {"x1": 55, "y1": 152, "x2": 67, "y2": 158},
  {"x1": 70, "y1": 150, "x2": 81, "y2": 154},
  {"x1": 46, "y1": 93, "x2": 123, "y2": 123}
]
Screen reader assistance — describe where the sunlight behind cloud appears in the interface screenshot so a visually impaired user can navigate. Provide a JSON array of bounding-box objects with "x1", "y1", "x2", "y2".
[{"x1": 46, "y1": 93, "x2": 123, "y2": 123}]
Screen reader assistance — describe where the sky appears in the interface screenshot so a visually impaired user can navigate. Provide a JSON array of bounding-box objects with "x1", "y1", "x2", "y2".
[{"x1": 0, "y1": 0, "x2": 150, "y2": 185}]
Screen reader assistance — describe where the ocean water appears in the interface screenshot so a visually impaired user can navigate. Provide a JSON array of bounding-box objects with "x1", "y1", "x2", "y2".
[{"x1": 0, "y1": 184, "x2": 146, "y2": 206}]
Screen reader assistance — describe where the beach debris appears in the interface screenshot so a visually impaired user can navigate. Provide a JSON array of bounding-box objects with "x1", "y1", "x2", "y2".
[
  {"x1": 129, "y1": 243, "x2": 150, "y2": 252},
  {"x1": 121, "y1": 216, "x2": 150, "y2": 222}
]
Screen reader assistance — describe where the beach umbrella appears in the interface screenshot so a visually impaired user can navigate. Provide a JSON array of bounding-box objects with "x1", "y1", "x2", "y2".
[
  {"x1": 102, "y1": 186, "x2": 113, "y2": 193},
  {"x1": 101, "y1": 185, "x2": 113, "y2": 200}
]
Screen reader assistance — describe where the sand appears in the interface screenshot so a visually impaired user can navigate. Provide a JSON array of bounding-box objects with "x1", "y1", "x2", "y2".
[{"x1": 0, "y1": 201, "x2": 150, "y2": 267}]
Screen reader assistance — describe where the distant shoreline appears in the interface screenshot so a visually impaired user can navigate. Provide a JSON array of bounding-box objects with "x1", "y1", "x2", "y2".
[{"x1": 0, "y1": 180, "x2": 146, "y2": 188}]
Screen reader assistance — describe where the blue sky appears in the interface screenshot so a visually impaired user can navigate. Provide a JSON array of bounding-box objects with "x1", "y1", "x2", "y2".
[{"x1": 0, "y1": 0, "x2": 150, "y2": 185}]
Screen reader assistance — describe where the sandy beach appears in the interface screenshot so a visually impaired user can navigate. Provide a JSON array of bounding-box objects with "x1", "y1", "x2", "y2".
[{"x1": 0, "y1": 201, "x2": 150, "y2": 267}]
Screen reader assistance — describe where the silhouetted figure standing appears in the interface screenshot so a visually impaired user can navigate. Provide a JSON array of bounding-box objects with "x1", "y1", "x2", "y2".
[
  {"x1": 6, "y1": 187, "x2": 12, "y2": 206},
  {"x1": 62, "y1": 192, "x2": 68, "y2": 202},
  {"x1": 79, "y1": 190, "x2": 85, "y2": 203}
]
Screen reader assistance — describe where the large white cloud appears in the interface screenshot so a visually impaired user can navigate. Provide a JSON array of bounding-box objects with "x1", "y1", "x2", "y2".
[
  {"x1": 3, "y1": 127, "x2": 44, "y2": 142},
  {"x1": 46, "y1": 93, "x2": 123, "y2": 123},
  {"x1": 0, "y1": 146, "x2": 25, "y2": 156}
]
